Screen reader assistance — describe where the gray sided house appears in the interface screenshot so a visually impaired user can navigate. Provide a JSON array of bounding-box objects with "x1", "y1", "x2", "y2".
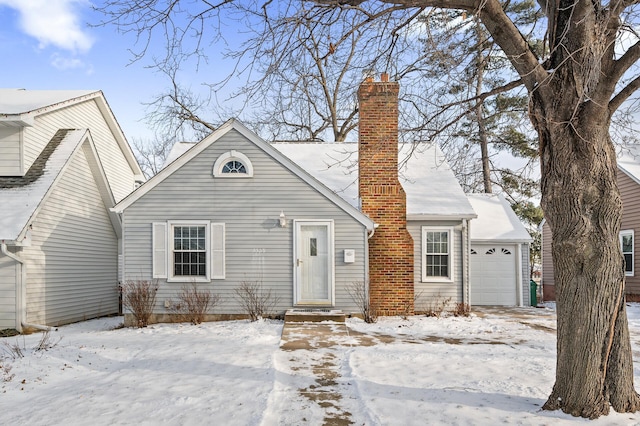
[
  {"x1": 542, "y1": 145, "x2": 640, "y2": 301},
  {"x1": 113, "y1": 120, "x2": 375, "y2": 319},
  {"x1": 115, "y1": 76, "x2": 532, "y2": 323},
  {"x1": 0, "y1": 89, "x2": 143, "y2": 332}
]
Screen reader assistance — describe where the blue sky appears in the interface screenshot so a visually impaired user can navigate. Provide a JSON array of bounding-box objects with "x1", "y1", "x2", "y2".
[{"x1": 0, "y1": 0, "x2": 234, "y2": 142}]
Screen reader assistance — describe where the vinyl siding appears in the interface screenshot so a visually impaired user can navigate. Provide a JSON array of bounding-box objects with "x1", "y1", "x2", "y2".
[
  {"x1": 619, "y1": 171, "x2": 640, "y2": 295},
  {"x1": 409, "y1": 220, "x2": 464, "y2": 309},
  {"x1": 0, "y1": 127, "x2": 21, "y2": 176},
  {"x1": 122, "y1": 129, "x2": 368, "y2": 315},
  {"x1": 0, "y1": 251, "x2": 18, "y2": 329},
  {"x1": 22, "y1": 99, "x2": 135, "y2": 202},
  {"x1": 22, "y1": 145, "x2": 118, "y2": 326}
]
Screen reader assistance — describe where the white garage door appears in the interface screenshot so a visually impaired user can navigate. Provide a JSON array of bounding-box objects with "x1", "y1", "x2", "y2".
[{"x1": 470, "y1": 244, "x2": 517, "y2": 305}]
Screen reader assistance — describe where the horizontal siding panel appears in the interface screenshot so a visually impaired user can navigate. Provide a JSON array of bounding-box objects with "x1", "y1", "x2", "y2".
[
  {"x1": 123, "y1": 131, "x2": 368, "y2": 315},
  {"x1": 619, "y1": 171, "x2": 640, "y2": 295},
  {"x1": 23, "y1": 147, "x2": 118, "y2": 326},
  {"x1": 24, "y1": 99, "x2": 136, "y2": 202},
  {"x1": 0, "y1": 127, "x2": 22, "y2": 176},
  {"x1": 410, "y1": 220, "x2": 464, "y2": 307}
]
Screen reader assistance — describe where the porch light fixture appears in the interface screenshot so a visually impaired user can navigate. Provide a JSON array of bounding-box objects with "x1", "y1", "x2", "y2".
[{"x1": 279, "y1": 211, "x2": 287, "y2": 228}]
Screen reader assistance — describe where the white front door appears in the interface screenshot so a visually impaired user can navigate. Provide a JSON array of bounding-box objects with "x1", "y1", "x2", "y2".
[{"x1": 294, "y1": 221, "x2": 334, "y2": 305}]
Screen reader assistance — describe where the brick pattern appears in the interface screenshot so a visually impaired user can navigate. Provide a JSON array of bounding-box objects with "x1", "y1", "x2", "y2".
[{"x1": 358, "y1": 76, "x2": 414, "y2": 315}]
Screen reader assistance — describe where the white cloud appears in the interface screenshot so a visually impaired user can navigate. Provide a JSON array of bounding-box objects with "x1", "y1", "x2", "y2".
[
  {"x1": 50, "y1": 52, "x2": 93, "y2": 74},
  {"x1": 0, "y1": 0, "x2": 94, "y2": 53}
]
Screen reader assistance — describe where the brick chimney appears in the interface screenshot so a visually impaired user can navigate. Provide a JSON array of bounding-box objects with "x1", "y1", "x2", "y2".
[{"x1": 358, "y1": 73, "x2": 414, "y2": 316}]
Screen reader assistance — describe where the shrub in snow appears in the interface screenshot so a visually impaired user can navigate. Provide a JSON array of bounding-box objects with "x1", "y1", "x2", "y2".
[
  {"x1": 346, "y1": 281, "x2": 378, "y2": 323},
  {"x1": 234, "y1": 281, "x2": 280, "y2": 321},
  {"x1": 422, "y1": 295, "x2": 452, "y2": 318},
  {"x1": 34, "y1": 329, "x2": 61, "y2": 352},
  {"x1": 120, "y1": 279, "x2": 158, "y2": 328},
  {"x1": 453, "y1": 302, "x2": 471, "y2": 317},
  {"x1": 168, "y1": 283, "x2": 220, "y2": 325},
  {"x1": 1, "y1": 362, "x2": 14, "y2": 383}
]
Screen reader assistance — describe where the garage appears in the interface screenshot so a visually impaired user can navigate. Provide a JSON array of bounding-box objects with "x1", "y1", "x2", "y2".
[
  {"x1": 470, "y1": 244, "x2": 518, "y2": 305},
  {"x1": 467, "y1": 194, "x2": 533, "y2": 306}
]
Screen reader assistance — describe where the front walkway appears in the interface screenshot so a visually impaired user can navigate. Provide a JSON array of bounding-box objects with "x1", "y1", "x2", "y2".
[
  {"x1": 261, "y1": 321, "x2": 362, "y2": 425},
  {"x1": 262, "y1": 306, "x2": 558, "y2": 425}
]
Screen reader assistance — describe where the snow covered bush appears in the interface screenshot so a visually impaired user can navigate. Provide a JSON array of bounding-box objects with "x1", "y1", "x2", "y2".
[{"x1": 120, "y1": 279, "x2": 158, "y2": 328}]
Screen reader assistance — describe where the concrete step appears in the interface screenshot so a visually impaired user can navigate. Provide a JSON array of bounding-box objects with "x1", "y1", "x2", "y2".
[{"x1": 284, "y1": 308, "x2": 346, "y2": 323}]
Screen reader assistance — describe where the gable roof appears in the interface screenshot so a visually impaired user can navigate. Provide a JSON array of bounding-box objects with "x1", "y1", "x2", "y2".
[
  {"x1": 466, "y1": 193, "x2": 532, "y2": 243},
  {"x1": 112, "y1": 119, "x2": 375, "y2": 230},
  {"x1": 0, "y1": 89, "x2": 97, "y2": 117},
  {"x1": 272, "y1": 142, "x2": 477, "y2": 220},
  {"x1": 0, "y1": 88, "x2": 143, "y2": 178},
  {"x1": 0, "y1": 129, "x2": 119, "y2": 243}
]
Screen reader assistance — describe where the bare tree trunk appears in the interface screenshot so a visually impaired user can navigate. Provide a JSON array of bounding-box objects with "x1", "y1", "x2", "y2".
[
  {"x1": 533, "y1": 85, "x2": 640, "y2": 417},
  {"x1": 472, "y1": 19, "x2": 493, "y2": 194}
]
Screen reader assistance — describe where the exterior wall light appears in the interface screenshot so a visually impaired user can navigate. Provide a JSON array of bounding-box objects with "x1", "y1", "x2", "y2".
[{"x1": 279, "y1": 211, "x2": 287, "y2": 228}]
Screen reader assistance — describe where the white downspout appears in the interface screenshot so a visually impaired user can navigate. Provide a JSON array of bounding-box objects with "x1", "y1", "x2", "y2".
[
  {"x1": 462, "y1": 219, "x2": 470, "y2": 306},
  {"x1": 1, "y1": 241, "x2": 25, "y2": 332},
  {"x1": 1, "y1": 241, "x2": 51, "y2": 332},
  {"x1": 516, "y1": 243, "x2": 524, "y2": 307}
]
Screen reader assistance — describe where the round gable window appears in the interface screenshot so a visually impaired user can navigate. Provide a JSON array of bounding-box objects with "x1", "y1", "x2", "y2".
[
  {"x1": 222, "y1": 160, "x2": 247, "y2": 174},
  {"x1": 213, "y1": 151, "x2": 253, "y2": 177}
]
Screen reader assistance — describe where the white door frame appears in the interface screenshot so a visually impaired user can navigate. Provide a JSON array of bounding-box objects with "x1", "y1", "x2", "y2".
[{"x1": 293, "y1": 220, "x2": 335, "y2": 306}]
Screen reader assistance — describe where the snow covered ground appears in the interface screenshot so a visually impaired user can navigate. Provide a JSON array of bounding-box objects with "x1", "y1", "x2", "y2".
[{"x1": 2, "y1": 304, "x2": 640, "y2": 425}]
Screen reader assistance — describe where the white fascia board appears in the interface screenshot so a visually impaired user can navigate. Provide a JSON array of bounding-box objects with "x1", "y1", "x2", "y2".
[
  {"x1": 408, "y1": 213, "x2": 478, "y2": 221},
  {"x1": 81, "y1": 132, "x2": 121, "y2": 238},
  {"x1": 618, "y1": 164, "x2": 640, "y2": 186},
  {"x1": 471, "y1": 238, "x2": 534, "y2": 244},
  {"x1": 0, "y1": 114, "x2": 35, "y2": 127},
  {"x1": 91, "y1": 92, "x2": 144, "y2": 178}
]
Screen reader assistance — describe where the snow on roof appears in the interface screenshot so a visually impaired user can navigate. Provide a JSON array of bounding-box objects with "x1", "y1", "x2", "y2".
[
  {"x1": 466, "y1": 193, "x2": 532, "y2": 242},
  {"x1": 164, "y1": 141, "x2": 196, "y2": 168},
  {"x1": 0, "y1": 129, "x2": 87, "y2": 241},
  {"x1": 617, "y1": 144, "x2": 640, "y2": 184},
  {"x1": 271, "y1": 142, "x2": 476, "y2": 219},
  {"x1": 0, "y1": 89, "x2": 98, "y2": 115}
]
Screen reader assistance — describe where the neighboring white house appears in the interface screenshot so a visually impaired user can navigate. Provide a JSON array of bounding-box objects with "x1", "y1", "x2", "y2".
[{"x1": 0, "y1": 89, "x2": 143, "y2": 332}]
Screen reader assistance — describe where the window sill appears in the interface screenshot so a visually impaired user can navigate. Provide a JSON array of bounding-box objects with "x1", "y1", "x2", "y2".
[
  {"x1": 167, "y1": 277, "x2": 211, "y2": 283},
  {"x1": 421, "y1": 277, "x2": 454, "y2": 283}
]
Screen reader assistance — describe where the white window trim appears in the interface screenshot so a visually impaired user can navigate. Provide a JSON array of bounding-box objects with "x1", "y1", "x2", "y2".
[
  {"x1": 421, "y1": 226, "x2": 454, "y2": 283},
  {"x1": 213, "y1": 150, "x2": 254, "y2": 178},
  {"x1": 620, "y1": 229, "x2": 634, "y2": 277},
  {"x1": 167, "y1": 221, "x2": 210, "y2": 282}
]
